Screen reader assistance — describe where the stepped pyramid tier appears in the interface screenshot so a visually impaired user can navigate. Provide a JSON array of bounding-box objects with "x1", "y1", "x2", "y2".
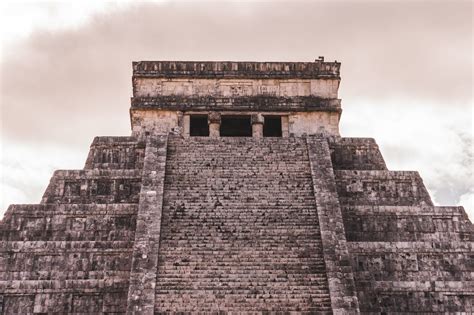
[{"x1": 1, "y1": 60, "x2": 472, "y2": 314}]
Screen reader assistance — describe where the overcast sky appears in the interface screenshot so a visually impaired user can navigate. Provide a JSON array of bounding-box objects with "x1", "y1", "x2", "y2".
[{"x1": 0, "y1": 0, "x2": 472, "y2": 220}]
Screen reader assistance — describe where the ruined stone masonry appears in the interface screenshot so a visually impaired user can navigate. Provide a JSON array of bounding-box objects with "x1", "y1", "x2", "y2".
[{"x1": 1, "y1": 59, "x2": 473, "y2": 313}]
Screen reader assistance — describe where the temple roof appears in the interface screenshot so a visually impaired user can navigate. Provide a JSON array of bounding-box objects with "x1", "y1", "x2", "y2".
[{"x1": 132, "y1": 59, "x2": 340, "y2": 79}]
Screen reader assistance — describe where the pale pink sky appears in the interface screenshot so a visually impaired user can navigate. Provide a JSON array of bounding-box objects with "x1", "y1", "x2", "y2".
[{"x1": 0, "y1": 0, "x2": 472, "y2": 219}]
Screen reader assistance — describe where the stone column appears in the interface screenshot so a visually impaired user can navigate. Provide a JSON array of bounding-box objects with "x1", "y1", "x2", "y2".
[
  {"x1": 251, "y1": 113, "x2": 264, "y2": 139},
  {"x1": 208, "y1": 112, "x2": 221, "y2": 138},
  {"x1": 182, "y1": 114, "x2": 190, "y2": 138},
  {"x1": 281, "y1": 116, "x2": 290, "y2": 138}
]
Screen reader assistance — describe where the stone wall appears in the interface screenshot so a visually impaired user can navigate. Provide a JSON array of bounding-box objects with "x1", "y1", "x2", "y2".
[
  {"x1": 134, "y1": 78, "x2": 339, "y2": 99},
  {"x1": 289, "y1": 112, "x2": 340, "y2": 136},
  {"x1": 130, "y1": 61, "x2": 342, "y2": 138},
  {"x1": 85, "y1": 137, "x2": 145, "y2": 169},
  {"x1": 342, "y1": 205, "x2": 473, "y2": 242},
  {"x1": 329, "y1": 137, "x2": 387, "y2": 170},
  {"x1": 335, "y1": 170, "x2": 433, "y2": 206},
  {"x1": 131, "y1": 108, "x2": 340, "y2": 138},
  {"x1": 41, "y1": 170, "x2": 142, "y2": 204},
  {"x1": 332, "y1": 137, "x2": 474, "y2": 313},
  {"x1": 130, "y1": 109, "x2": 181, "y2": 138},
  {"x1": 0, "y1": 136, "x2": 143, "y2": 314},
  {"x1": 1, "y1": 204, "x2": 136, "y2": 242}
]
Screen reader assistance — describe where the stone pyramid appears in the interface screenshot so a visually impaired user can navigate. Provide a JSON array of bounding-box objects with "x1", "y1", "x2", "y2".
[{"x1": 1, "y1": 60, "x2": 473, "y2": 313}]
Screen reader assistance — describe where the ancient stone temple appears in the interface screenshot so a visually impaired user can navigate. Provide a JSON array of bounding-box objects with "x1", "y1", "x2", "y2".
[{"x1": 1, "y1": 59, "x2": 473, "y2": 314}]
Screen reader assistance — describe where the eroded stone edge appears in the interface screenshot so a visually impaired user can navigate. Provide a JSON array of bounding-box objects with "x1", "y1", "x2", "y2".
[
  {"x1": 126, "y1": 134, "x2": 168, "y2": 314},
  {"x1": 306, "y1": 135, "x2": 360, "y2": 314}
]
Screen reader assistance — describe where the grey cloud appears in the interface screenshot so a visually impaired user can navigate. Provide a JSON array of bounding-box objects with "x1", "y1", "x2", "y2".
[{"x1": 1, "y1": 1, "x2": 472, "y2": 144}]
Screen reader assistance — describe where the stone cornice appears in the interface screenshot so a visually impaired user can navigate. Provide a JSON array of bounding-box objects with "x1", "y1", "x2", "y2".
[
  {"x1": 131, "y1": 96, "x2": 342, "y2": 112},
  {"x1": 132, "y1": 60, "x2": 340, "y2": 79}
]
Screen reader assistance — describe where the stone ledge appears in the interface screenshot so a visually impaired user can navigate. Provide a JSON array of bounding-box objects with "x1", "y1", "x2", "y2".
[
  {"x1": 132, "y1": 60, "x2": 340, "y2": 79},
  {"x1": 342, "y1": 205, "x2": 468, "y2": 217},
  {"x1": 329, "y1": 137, "x2": 387, "y2": 171},
  {"x1": 131, "y1": 96, "x2": 342, "y2": 112},
  {"x1": 49, "y1": 169, "x2": 142, "y2": 177},
  {"x1": 356, "y1": 286, "x2": 473, "y2": 313},
  {"x1": 335, "y1": 170, "x2": 424, "y2": 178},
  {"x1": 360, "y1": 280, "x2": 474, "y2": 293},
  {"x1": 90, "y1": 136, "x2": 140, "y2": 146},
  {"x1": 0, "y1": 279, "x2": 129, "y2": 293},
  {"x1": 0, "y1": 241, "x2": 134, "y2": 252},
  {"x1": 335, "y1": 170, "x2": 433, "y2": 206},
  {"x1": 347, "y1": 241, "x2": 474, "y2": 253},
  {"x1": 1, "y1": 270, "x2": 132, "y2": 281},
  {"x1": 341, "y1": 205, "x2": 473, "y2": 241},
  {"x1": 4, "y1": 203, "x2": 138, "y2": 215},
  {"x1": 354, "y1": 270, "x2": 473, "y2": 281},
  {"x1": 85, "y1": 139, "x2": 145, "y2": 170}
]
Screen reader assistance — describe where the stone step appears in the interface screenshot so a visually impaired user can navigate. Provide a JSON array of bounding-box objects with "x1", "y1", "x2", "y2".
[
  {"x1": 342, "y1": 205, "x2": 473, "y2": 242},
  {"x1": 353, "y1": 270, "x2": 474, "y2": 282},
  {"x1": 348, "y1": 241, "x2": 474, "y2": 279},
  {"x1": 355, "y1": 280, "x2": 474, "y2": 313},
  {"x1": 348, "y1": 241, "x2": 473, "y2": 253},
  {"x1": 41, "y1": 170, "x2": 142, "y2": 204},
  {"x1": 155, "y1": 136, "x2": 331, "y2": 311},
  {"x1": 2, "y1": 203, "x2": 138, "y2": 217},
  {"x1": 328, "y1": 137, "x2": 387, "y2": 170},
  {"x1": 1, "y1": 204, "x2": 138, "y2": 242},
  {"x1": 84, "y1": 136, "x2": 145, "y2": 170},
  {"x1": 1, "y1": 270, "x2": 131, "y2": 281},
  {"x1": 335, "y1": 170, "x2": 433, "y2": 206}
]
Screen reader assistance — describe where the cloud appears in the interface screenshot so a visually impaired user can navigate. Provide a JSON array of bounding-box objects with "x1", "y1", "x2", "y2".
[
  {"x1": 340, "y1": 99, "x2": 473, "y2": 219},
  {"x1": 459, "y1": 190, "x2": 474, "y2": 219},
  {"x1": 0, "y1": 139, "x2": 87, "y2": 211},
  {"x1": 0, "y1": 1, "x2": 472, "y2": 219}
]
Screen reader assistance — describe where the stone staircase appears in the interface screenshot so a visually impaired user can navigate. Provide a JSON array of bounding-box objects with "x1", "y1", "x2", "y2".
[{"x1": 154, "y1": 136, "x2": 332, "y2": 312}]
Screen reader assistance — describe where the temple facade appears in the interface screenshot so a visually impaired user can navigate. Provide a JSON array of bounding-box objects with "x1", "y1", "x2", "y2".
[{"x1": 1, "y1": 60, "x2": 473, "y2": 314}]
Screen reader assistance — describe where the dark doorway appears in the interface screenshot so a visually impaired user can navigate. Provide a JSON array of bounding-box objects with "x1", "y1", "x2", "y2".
[
  {"x1": 190, "y1": 115, "x2": 209, "y2": 136},
  {"x1": 263, "y1": 116, "x2": 282, "y2": 137},
  {"x1": 220, "y1": 115, "x2": 252, "y2": 137}
]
